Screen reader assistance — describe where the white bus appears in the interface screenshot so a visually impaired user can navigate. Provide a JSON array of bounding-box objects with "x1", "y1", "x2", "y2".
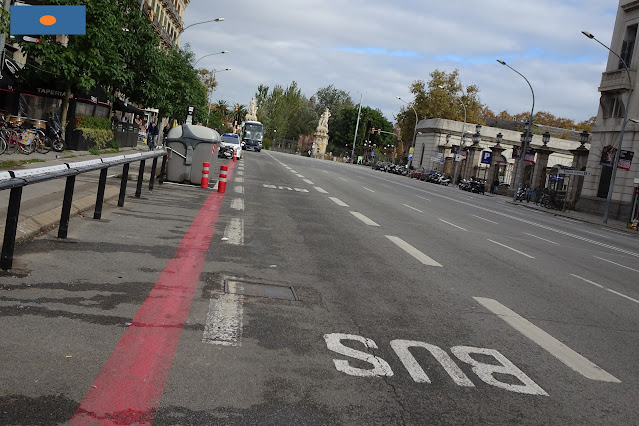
[{"x1": 241, "y1": 121, "x2": 264, "y2": 152}]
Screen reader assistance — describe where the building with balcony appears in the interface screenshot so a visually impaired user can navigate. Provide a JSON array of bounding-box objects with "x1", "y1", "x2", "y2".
[
  {"x1": 139, "y1": 0, "x2": 190, "y2": 47},
  {"x1": 576, "y1": 0, "x2": 639, "y2": 224}
]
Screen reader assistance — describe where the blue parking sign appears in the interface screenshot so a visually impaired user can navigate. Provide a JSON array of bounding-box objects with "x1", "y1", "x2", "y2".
[{"x1": 481, "y1": 151, "x2": 492, "y2": 164}]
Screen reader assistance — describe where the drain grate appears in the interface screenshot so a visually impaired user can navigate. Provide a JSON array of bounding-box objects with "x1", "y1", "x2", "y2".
[{"x1": 224, "y1": 278, "x2": 298, "y2": 301}]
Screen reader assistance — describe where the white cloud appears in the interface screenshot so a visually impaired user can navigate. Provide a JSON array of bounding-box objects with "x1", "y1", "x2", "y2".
[{"x1": 181, "y1": 0, "x2": 617, "y2": 122}]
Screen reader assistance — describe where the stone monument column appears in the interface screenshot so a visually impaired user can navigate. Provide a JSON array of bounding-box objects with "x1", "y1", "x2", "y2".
[
  {"x1": 568, "y1": 143, "x2": 590, "y2": 209},
  {"x1": 532, "y1": 147, "x2": 553, "y2": 189},
  {"x1": 489, "y1": 143, "x2": 505, "y2": 184},
  {"x1": 314, "y1": 108, "x2": 331, "y2": 158},
  {"x1": 464, "y1": 144, "x2": 482, "y2": 180}
]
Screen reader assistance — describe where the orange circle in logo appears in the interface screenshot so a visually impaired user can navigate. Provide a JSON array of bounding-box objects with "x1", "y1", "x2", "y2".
[{"x1": 39, "y1": 15, "x2": 57, "y2": 26}]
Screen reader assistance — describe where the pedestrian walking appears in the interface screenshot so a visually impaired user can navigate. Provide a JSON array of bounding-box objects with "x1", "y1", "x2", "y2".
[
  {"x1": 163, "y1": 123, "x2": 170, "y2": 145},
  {"x1": 492, "y1": 179, "x2": 500, "y2": 194},
  {"x1": 147, "y1": 121, "x2": 159, "y2": 151},
  {"x1": 533, "y1": 185, "x2": 541, "y2": 204},
  {"x1": 525, "y1": 185, "x2": 532, "y2": 203}
]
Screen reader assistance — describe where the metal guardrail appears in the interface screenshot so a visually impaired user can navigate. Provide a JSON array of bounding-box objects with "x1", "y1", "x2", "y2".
[{"x1": 0, "y1": 150, "x2": 168, "y2": 270}]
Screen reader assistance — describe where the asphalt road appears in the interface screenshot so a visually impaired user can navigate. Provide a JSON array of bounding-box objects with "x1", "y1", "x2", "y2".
[{"x1": 1, "y1": 150, "x2": 638, "y2": 425}]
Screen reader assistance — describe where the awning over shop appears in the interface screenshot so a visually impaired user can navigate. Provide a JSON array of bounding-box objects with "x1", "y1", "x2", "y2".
[
  {"x1": 113, "y1": 98, "x2": 144, "y2": 115},
  {"x1": 74, "y1": 85, "x2": 112, "y2": 106}
]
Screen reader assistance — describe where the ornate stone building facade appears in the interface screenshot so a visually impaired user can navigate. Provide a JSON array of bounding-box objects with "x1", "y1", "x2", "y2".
[
  {"x1": 140, "y1": 0, "x2": 190, "y2": 47},
  {"x1": 576, "y1": 0, "x2": 639, "y2": 222}
]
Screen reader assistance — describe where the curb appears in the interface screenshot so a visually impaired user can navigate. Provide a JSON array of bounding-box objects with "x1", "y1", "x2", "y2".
[{"x1": 1, "y1": 186, "x2": 120, "y2": 244}]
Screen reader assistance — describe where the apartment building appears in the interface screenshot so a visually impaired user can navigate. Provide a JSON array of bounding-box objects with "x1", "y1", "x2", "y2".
[{"x1": 140, "y1": 0, "x2": 190, "y2": 47}]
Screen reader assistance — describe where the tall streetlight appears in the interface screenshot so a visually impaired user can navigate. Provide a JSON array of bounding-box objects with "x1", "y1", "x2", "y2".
[
  {"x1": 181, "y1": 17, "x2": 225, "y2": 33},
  {"x1": 351, "y1": 91, "x2": 363, "y2": 163},
  {"x1": 582, "y1": 30, "x2": 633, "y2": 223},
  {"x1": 438, "y1": 85, "x2": 467, "y2": 185},
  {"x1": 396, "y1": 96, "x2": 418, "y2": 168},
  {"x1": 497, "y1": 59, "x2": 535, "y2": 202},
  {"x1": 194, "y1": 51, "x2": 229, "y2": 66}
]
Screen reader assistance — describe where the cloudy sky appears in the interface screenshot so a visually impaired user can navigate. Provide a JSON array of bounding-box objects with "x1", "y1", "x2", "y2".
[{"x1": 181, "y1": 0, "x2": 617, "y2": 124}]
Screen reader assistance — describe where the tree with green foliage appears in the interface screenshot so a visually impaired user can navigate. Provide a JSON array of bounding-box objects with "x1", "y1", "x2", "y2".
[
  {"x1": 313, "y1": 85, "x2": 353, "y2": 116},
  {"x1": 396, "y1": 69, "x2": 484, "y2": 151},
  {"x1": 328, "y1": 106, "x2": 393, "y2": 156}
]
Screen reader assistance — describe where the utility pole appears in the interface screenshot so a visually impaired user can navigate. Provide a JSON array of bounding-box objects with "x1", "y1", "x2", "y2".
[{"x1": 350, "y1": 92, "x2": 363, "y2": 163}]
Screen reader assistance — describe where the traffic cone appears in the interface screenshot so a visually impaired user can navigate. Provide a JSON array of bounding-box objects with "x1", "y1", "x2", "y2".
[
  {"x1": 218, "y1": 165, "x2": 228, "y2": 193},
  {"x1": 201, "y1": 162, "x2": 210, "y2": 188}
]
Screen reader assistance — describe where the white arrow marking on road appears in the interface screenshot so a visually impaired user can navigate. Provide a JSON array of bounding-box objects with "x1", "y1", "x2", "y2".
[
  {"x1": 303, "y1": 179, "x2": 315, "y2": 185},
  {"x1": 488, "y1": 239, "x2": 534, "y2": 258},
  {"x1": 571, "y1": 274, "x2": 639, "y2": 305},
  {"x1": 329, "y1": 197, "x2": 349, "y2": 207},
  {"x1": 524, "y1": 233, "x2": 559, "y2": 245},
  {"x1": 315, "y1": 187, "x2": 329, "y2": 194},
  {"x1": 223, "y1": 218, "x2": 244, "y2": 245},
  {"x1": 202, "y1": 293, "x2": 243, "y2": 346},
  {"x1": 350, "y1": 212, "x2": 380, "y2": 226},
  {"x1": 593, "y1": 256, "x2": 639, "y2": 274},
  {"x1": 474, "y1": 297, "x2": 620, "y2": 383},
  {"x1": 471, "y1": 214, "x2": 498, "y2": 224},
  {"x1": 230, "y1": 198, "x2": 244, "y2": 211},
  {"x1": 438, "y1": 219, "x2": 468, "y2": 231},
  {"x1": 403, "y1": 204, "x2": 424, "y2": 213},
  {"x1": 386, "y1": 236, "x2": 442, "y2": 267}
]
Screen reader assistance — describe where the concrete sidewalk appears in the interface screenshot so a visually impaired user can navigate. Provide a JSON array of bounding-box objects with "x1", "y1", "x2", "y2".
[
  {"x1": 0, "y1": 143, "x2": 160, "y2": 248},
  {"x1": 503, "y1": 195, "x2": 638, "y2": 235}
]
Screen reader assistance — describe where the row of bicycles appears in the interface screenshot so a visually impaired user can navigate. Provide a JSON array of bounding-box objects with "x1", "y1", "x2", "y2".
[{"x1": 0, "y1": 114, "x2": 65, "y2": 155}]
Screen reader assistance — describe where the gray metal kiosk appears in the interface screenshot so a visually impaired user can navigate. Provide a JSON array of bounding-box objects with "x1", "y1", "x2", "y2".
[{"x1": 165, "y1": 125, "x2": 220, "y2": 184}]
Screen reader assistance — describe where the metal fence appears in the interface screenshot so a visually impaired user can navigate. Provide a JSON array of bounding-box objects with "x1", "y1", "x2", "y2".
[{"x1": 0, "y1": 150, "x2": 168, "y2": 270}]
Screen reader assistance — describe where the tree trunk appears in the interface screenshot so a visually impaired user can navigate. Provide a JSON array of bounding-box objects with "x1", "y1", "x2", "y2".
[{"x1": 60, "y1": 82, "x2": 72, "y2": 138}]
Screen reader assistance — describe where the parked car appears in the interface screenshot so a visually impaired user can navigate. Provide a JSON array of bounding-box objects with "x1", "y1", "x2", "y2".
[{"x1": 219, "y1": 133, "x2": 243, "y2": 159}]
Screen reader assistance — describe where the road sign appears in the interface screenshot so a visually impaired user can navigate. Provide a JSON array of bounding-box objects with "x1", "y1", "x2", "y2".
[
  {"x1": 408, "y1": 154, "x2": 413, "y2": 160},
  {"x1": 371, "y1": 151, "x2": 375, "y2": 157},
  {"x1": 559, "y1": 170, "x2": 591, "y2": 176},
  {"x1": 455, "y1": 154, "x2": 462, "y2": 162}
]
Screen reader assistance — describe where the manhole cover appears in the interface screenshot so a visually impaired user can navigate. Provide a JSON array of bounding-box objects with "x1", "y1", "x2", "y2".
[{"x1": 225, "y1": 279, "x2": 298, "y2": 301}]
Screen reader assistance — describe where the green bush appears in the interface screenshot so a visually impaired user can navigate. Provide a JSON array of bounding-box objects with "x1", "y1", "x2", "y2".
[
  {"x1": 88, "y1": 147, "x2": 100, "y2": 155},
  {"x1": 110, "y1": 140, "x2": 120, "y2": 150},
  {"x1": 76, "y1": 115, "x2": 111, "y2": 130},
  {"x1": 263, "y1": 139, "x2": 272, "y2": 150},
  {"x1": 79, "y1": 128, "x2": 114, "y2": 150}
]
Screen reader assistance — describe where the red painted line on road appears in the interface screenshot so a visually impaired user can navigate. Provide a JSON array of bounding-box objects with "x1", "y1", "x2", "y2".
[{"x1": 70, "y1": 161, "x2": 236, "y2": 425}]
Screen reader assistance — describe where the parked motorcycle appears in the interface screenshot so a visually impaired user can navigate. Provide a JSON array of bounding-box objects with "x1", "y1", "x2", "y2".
[
  {"x1": 515, "y1": 187, "x2": 526, "y2": 202},
  {"x1": 46, "y1": 113, "x2": 65, "y2": 152}
]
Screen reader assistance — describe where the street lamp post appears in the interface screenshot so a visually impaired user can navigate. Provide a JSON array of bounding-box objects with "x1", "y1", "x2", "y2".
[
  {"x1": 351, "y1": 92, "x2": 363, "y2": 163},
  {"x1": 582, "y1": 30, "x2": 633, "y2": 223},
  {"x1": 181, "y1": 17, "x2": 224, "y2": 33},
  {"x1": 396, "y1": 96, "x2": 418, "y2": 168},
  {"x1": 194, "y1": 51, "x2": 229, "y2": 66},
  {"x1": 497, "y1": 59, "x2": 535, "y2": 202}
]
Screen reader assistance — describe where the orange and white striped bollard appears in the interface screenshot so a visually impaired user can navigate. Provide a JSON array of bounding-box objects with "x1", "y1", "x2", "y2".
[
  {"x1": 218, "y1": 165, "x2": 228, "y2": 193},
  {"x1": 201, "y1": 162, "x2": 210, "y2": 188}
]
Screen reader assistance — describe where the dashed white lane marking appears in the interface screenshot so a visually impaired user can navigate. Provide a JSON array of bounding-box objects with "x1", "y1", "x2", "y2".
[
  {"x1": 403, "y1": 204, "x2": 424, "y2": 213},
  {"x1": 234, "y1": 186, "x2": 244, "y2": 194},
  {"x1": 571, "y1": 274, "x2": 639, "y2": 305},
  {"x1": 438, "y1": 219, "x2": 468, "y2": 231},
  {"x1": 296, "y1": 174, "x2": 305, "y2": 178},
  {"x1": 329, "y1": 197, "x2": 349, "y2": 207},
  {"x1": 339, "y1": 177, "x2": 347, "y2": 181},
  {"x1": 237, "y1": 170, "x2": 244, "y2": 176},
  {"x1": 202, "y1": 293, "x2": 243, "y2": 346},
  {"x1": 235, "y1": 177, "x2": 244, "y2": 183},
  {"x1": 303, "y1": 179, "x2": 315, "y2": 185},
  {"x1": 223, "y1": 218, "x2": 244, "y2": 245},
  {"x1": 315, "y1": 187, "x2": 328, "y2": 194},
  {"x1": 322, "y1": 170, "x2": 329, "y2": 173},
  {"x1": 230, "y1": 198, "x2": 244, "y2": 211},
  {"x1": 487, "y1": 239, "x2": 535, "y2": 259},
  {"x1": 474, "y1": 297, "x2": 620, "y2": 383},
  {"x1": 416, "y1": 195, "x2": 430, "y2": 201},
  {"x1": 386, "y1": 236, "x2": 442, "y2": 267},
  {"x1": 471, "y1": 214, "x2": 498, "y2": 224},
  {"x1": 290, "y1": 170, "x2": 298, "y2": 174},
  {"x1": 350, "y1": 212, "x2": 380, "y2": 227},
  {"x1": 524, "y1": 232, "x2": 559, "y2": 245},
  {"x1": 363, "y1": 187, "x2": 375, "y2": 193},
  {"x1": 601, "y1": 227, "x2": 630, "y2": 236},
  {"x1": 594, "y1": 256, "x2": 639, "y2": 274}
]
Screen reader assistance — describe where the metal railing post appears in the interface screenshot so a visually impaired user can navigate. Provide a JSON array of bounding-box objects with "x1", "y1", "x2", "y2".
[
  {"x1": 1, "y1": 187, "x2": 24, "y2": 270},
  {"x1": 58, "y1": 175, "x2": 77, "y2": 239},
  {"x1": 118, "y1": 163, "x2": 130, "y2": 207},
  {"x1": 94, "y1": 168, "x2": 109, "y2": 220},
  {"x1": 135, "y1": 159, "x2": 146, "y2": 198},
  {"x1": 159, "y1": 154, "x2": 167, "y2": 185},
  {"x1": 149, "y1": 157, "x2": 158, "y2": 191}
]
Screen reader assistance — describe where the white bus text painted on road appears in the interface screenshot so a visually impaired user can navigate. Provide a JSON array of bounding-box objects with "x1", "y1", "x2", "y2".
[{"x1": 324, "y1": 333, "x2": 547, "y2": 396}]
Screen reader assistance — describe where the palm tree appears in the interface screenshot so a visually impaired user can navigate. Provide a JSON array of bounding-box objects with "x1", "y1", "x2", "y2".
[{"x1": 215, "y1": 100, "x2": 230, "y2": 118}]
